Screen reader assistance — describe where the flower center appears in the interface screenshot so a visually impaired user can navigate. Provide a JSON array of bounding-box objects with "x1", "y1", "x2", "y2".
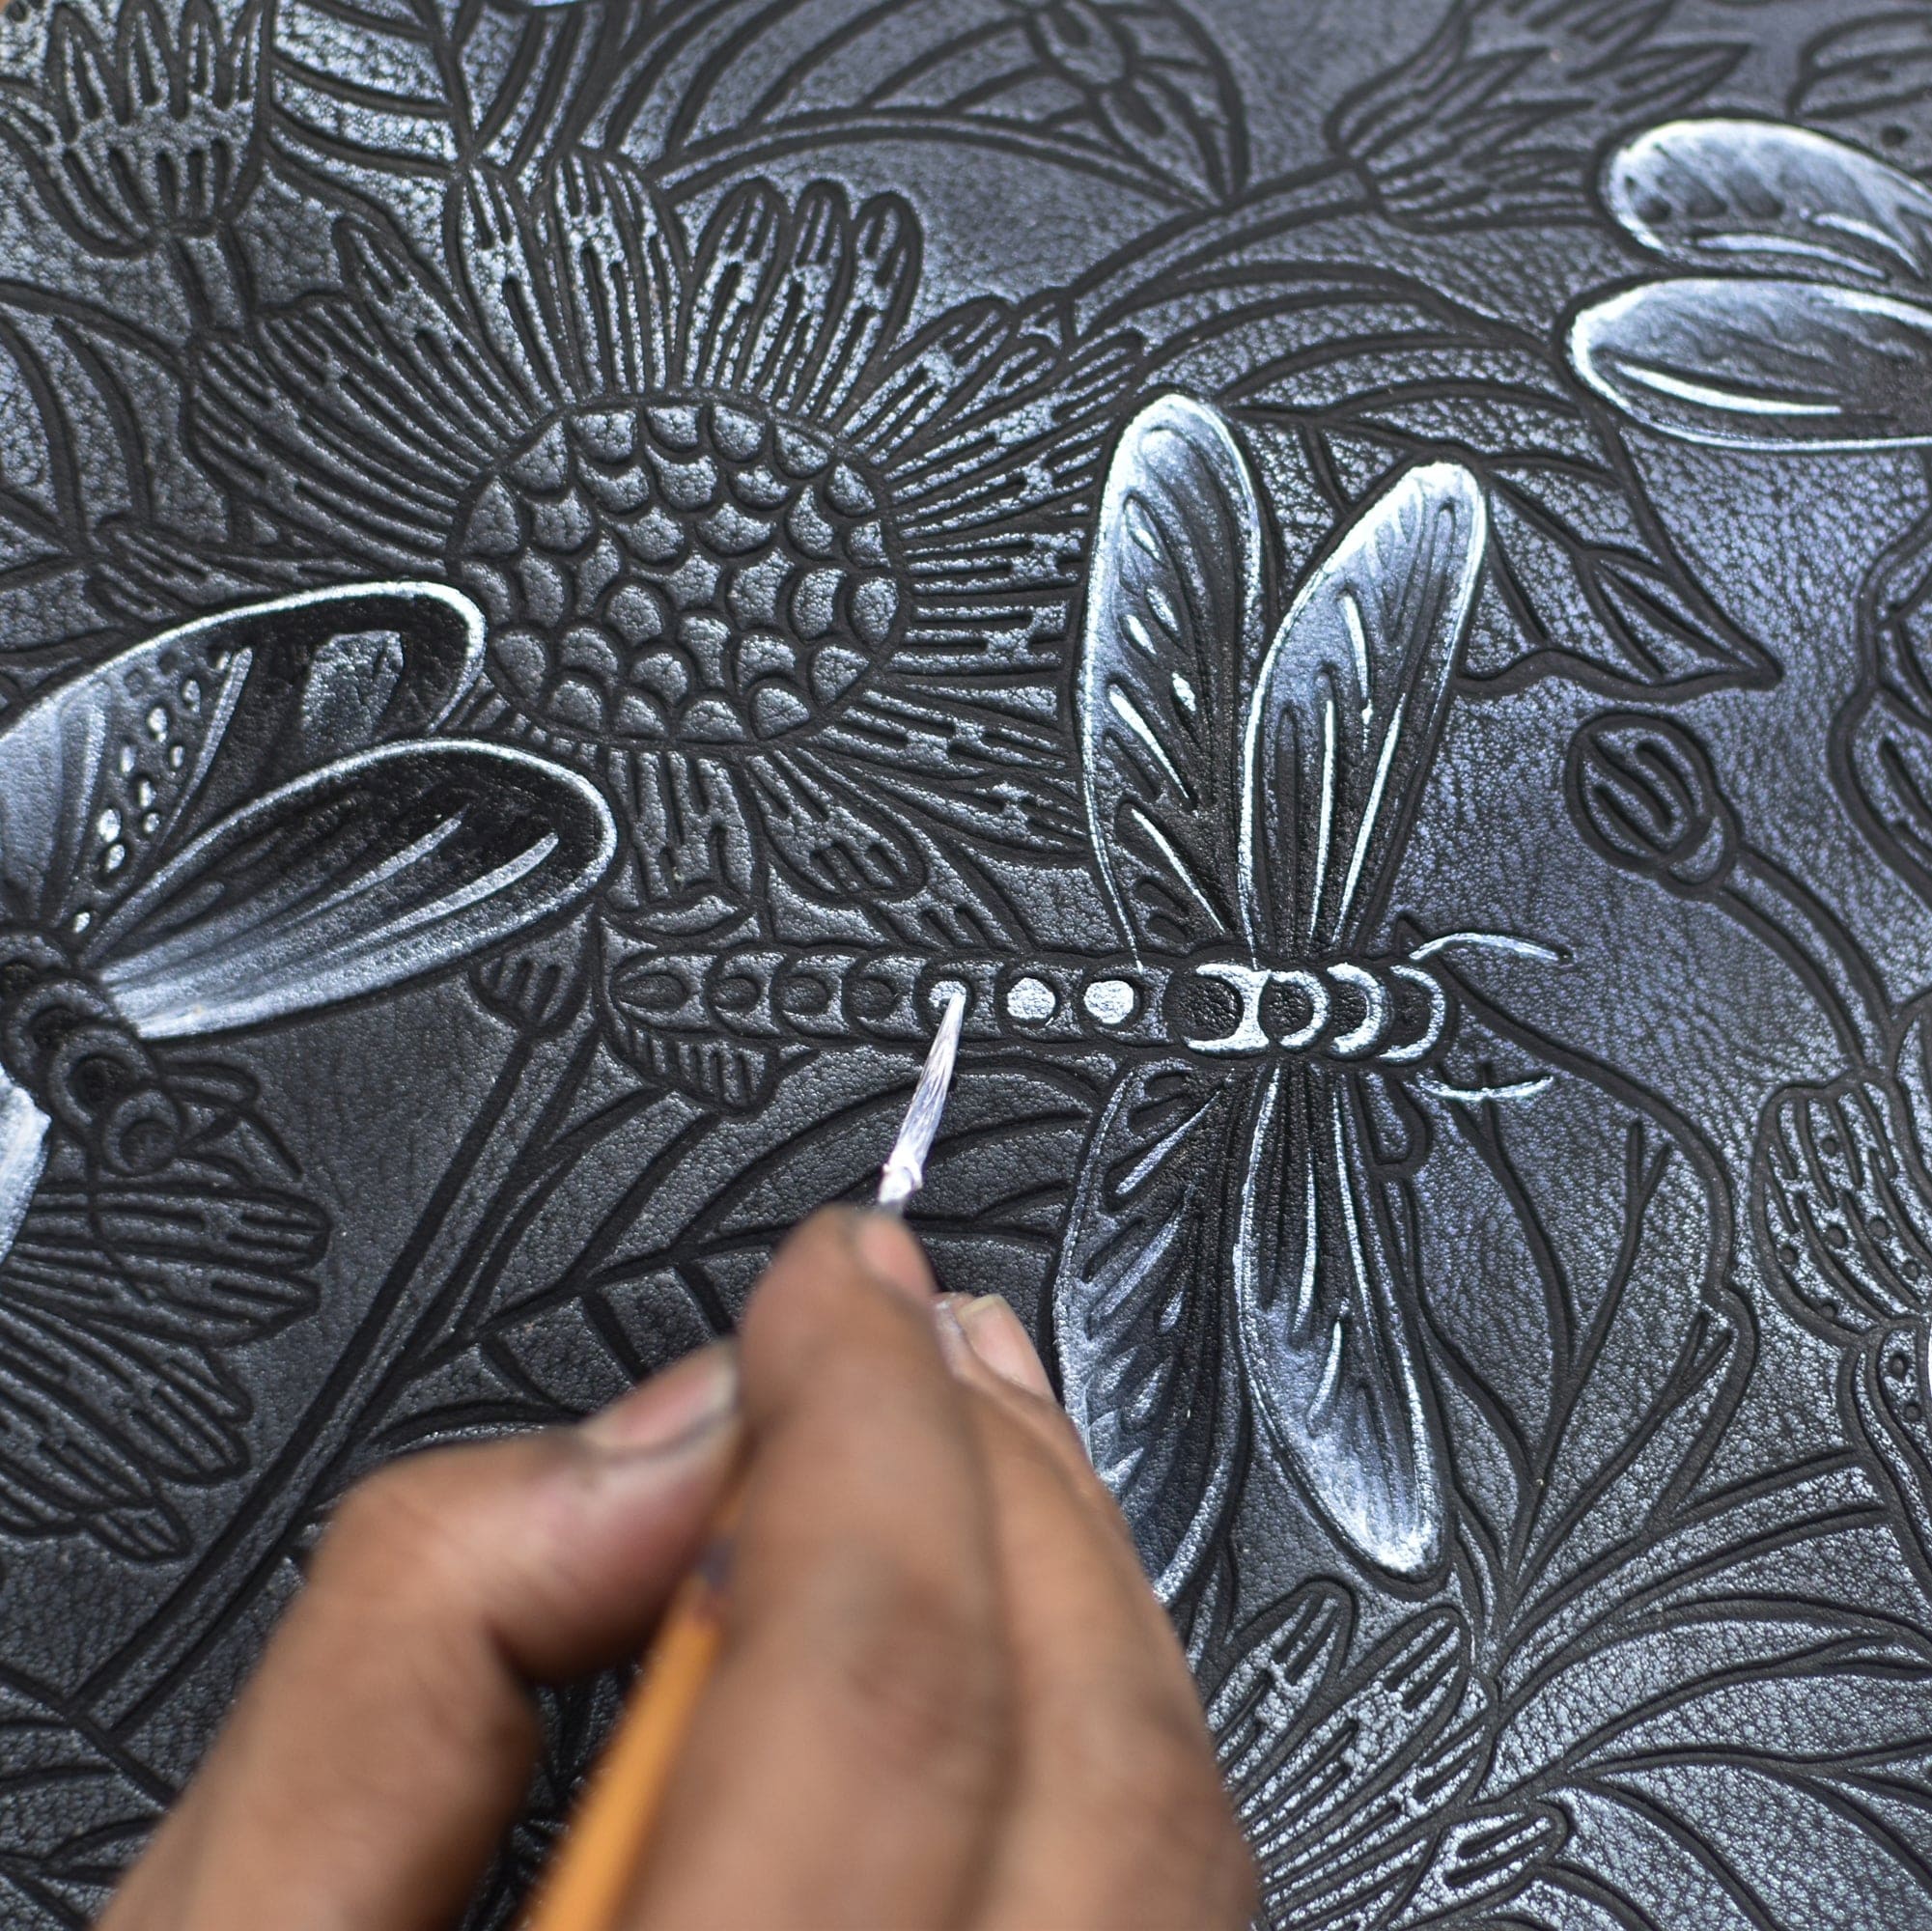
[{"x1": 455, "y1": 398, "x2": 903, "y2": 749}]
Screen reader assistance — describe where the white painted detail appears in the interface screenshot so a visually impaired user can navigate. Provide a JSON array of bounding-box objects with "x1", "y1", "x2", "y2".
[
  {"x1": 1006, "y1": 976, "x2": 1057, "y2": 1023},
  {"x1": 1082, "y1": 978, "x2": 1137, "y2": 1026}
]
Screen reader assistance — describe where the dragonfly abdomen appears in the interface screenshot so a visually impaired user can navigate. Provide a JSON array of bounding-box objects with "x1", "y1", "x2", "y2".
[{"x1": 605, "y1": 947, "x2": 1453, "y2": 1068}]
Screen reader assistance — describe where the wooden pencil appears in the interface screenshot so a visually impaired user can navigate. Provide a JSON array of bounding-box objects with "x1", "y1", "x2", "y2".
[{"x1": 519, "y1": 1482, "x2": 743, "y2": 1931}]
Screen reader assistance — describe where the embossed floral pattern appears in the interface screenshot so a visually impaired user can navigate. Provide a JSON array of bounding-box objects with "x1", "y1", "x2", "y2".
[
  {"x1": 188, "y1": 160, "x2": 1140, "y2": 943},
  {"x1": 0, "y1": 0, "x2": 263, "y2": 257}
]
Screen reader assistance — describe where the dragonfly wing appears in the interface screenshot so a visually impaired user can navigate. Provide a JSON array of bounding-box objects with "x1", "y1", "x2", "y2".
[
  {"x1": 1053, "y1": 1059, "x2": 1246, "y2": 1604},
  {"x1": 1235, "y1": 1064, "x2": 1445, "y2": 1581},
  {"x1": 1240, "y1": 463, "x2": 1485, "y2": 956},
  {"x1": 0, "y1": 585, "x2": 483, "y2": 938},
  {"x1": 1081, "y1": 394, "x2": 1266, "y2": 957},
  {"x1": 88, "y1": 742, "x2": 615, "y2": 1039}
]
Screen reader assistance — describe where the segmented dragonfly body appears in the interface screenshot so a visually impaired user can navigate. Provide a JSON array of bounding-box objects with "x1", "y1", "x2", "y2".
[
  {"x1": 614, "y1": 395, "x2": 1552, "y2": 1599},
  {"x1": 608, "y1": 938, "x2": 1473, "y2": 1068},
  {"x1": 1049, "y1": 395, "x2": 1554, "y2": 1604}
]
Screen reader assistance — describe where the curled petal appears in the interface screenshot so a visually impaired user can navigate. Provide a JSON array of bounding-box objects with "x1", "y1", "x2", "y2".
[
  {"x1": 1606, "y1": 117, "x2": 1932, "y2": 291},
  {"x1": 1571, "y1": 275, "x2": 1932, "y2": 450}
]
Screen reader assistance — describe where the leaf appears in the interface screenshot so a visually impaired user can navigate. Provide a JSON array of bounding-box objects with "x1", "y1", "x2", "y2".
[
  {"x1": 1603, "y1": 118, "x2": 1932, "y2": 292},
  {"x1": 269, "y1": 0, "x2": 601, "y2": 188},
  {"x1": 1795, "y1": 12, "x2": 1932, "y2": 184},
  {"x1": 1570, "y1": 277, "x2": 1932, "y2": 451},
  {"x1": 594, "y1": 0, "x2": 1245, "y2": 209},
  {"x1": 0, "y1": 295, "x2": 192, "y2": 648},
  {"x1": 369, "y1": 1049, "x2": 1101, "y2": 1451},
  {"x1": 0, "y1": 1672, "x2": 166, "y2": 1921},
  {"x1": 1327, "y1": 0, "x2": 1743, "y2": 230},
  {"x1": 1844, "y1": 685, "x2": 1932, "y2": 909},
  {"x1": 1206, "y1": 1582, "x2": 1557, "y2": 1928},
  {"x1": 1403, "y1": 976, "x2": 1932, "y2": 1928},
  {"x1": 1189, "y1": 270, "x2": 1770, "y2": 696}
]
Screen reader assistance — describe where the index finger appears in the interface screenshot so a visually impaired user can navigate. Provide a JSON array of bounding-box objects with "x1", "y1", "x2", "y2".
[{"x1": 624, "y1": 1209, "x2": 1011, "y2": 1930}]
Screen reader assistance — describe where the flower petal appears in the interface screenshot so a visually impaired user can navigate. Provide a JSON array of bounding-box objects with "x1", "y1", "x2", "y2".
[
  {"x1": 744, "y1": 746, "x2": 924, "y2": 904},
  {"x1": 793, "y1": 190, "x2": 920, "y2": 422},
  {"x1": 740, "y1": 180, "x2": 853, "y2": 414},
  {"x1": 47, "y1": 5, "x2": 116, "y2": 133},
  {"x1": 117, "y1": 0, "x2": 170, "y2": 113},
  {"x1": 1569, "y1": 276, "x2": 1932, "y2": 449},
  {"x1": 839, "y1": 296, "x2": 1012, "y2": 462},
  {"x1": 684, "y1": 180, "x2": 787, "y2": 392},
  {"x1": 1606, "y1": 117, "x2": 1932, "y2": 293},
  {"x1": 455, "y1": 169, "x2": 570, "y2": 414},
  {"x1": 543, "y1": 154, "x2": 680, "y2": 403},
  {"x1": 602, "y1": 746, "x2": 754, "y2": 923}
]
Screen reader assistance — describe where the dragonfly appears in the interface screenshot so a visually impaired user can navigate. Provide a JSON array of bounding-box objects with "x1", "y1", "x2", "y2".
[
  {"x1": 609, "y1": 395, "x2": 1555, "y2": 1595},
  {"x1": 0, "y1": 581, "x2": 614, "y2": 1553},
  {"x1": 1050, "y1": 394, "x2": 1557, "y2": 1601}
]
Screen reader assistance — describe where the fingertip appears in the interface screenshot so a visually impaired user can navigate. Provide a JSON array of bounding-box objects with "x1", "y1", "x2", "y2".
[
  {"x1": 850, "y1": 1209, "x2": 935, "y2": 1303},
  {"x1": 582, "y1": 1340, "x2": 739, "y2": 1451},
  {"x1": 955, "y1": 1295, "x2": 1053, "y2": 1400}
]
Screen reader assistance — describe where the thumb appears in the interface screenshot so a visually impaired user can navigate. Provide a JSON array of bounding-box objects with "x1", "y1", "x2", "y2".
[{"x1": 103, "y1": 1345, "x2": 740, "y2": 1931}]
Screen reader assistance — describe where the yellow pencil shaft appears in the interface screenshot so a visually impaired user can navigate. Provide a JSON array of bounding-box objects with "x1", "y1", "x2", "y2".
[{"x1": 521, "y1": 1504, "x2": 737, "y2": 1931}]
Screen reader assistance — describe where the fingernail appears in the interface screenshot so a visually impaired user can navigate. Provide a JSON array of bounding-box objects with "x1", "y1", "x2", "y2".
[
  {"x1": 932, "y1": 1294, "x2": 974, "y2": 1373},
  {"x1": 582, "y1": 1343, "x2": 739, "y2": 1453},
  {"x1": 851, "y1": 1210, "x2": 934, "y2": 1304},
  {"x1": 957, "y1": 1296, "x2": 1054, "y2": 1399}
]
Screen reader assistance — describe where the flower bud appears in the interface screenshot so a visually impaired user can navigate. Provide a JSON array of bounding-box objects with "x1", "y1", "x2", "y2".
[
  {"x1": 1566, "y1": 712, "x2": 1737, "y2": 893},
  {"x1": 0, "y1": 0, "x2": 263, "y2": 257},
  {"x1": 472, "y1": 920, "x2": 591, "y2": 1038}
]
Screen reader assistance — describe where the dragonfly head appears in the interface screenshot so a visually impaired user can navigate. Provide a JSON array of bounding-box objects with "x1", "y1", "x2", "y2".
[{"x1": 0, "y1": 927, "x2": 182, "y2": 1176}]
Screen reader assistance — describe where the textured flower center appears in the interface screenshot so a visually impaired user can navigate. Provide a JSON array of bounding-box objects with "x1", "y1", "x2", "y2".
[{"x1": 455, "y1": 398, "x2": 902, "y2": 749}]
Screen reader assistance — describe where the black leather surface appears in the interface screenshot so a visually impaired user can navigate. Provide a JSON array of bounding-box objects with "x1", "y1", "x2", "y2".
[{"x1": 5, "y1": 0, "x2": 1932, "y2": 1922}]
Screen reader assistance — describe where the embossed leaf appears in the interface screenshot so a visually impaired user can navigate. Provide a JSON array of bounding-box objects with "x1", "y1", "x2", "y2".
[
  {"x1": 1796, "y1": 11, "x2": 1932, "y2": 182},
  {"x1": 1328, "y1": 0, "x2": 1742, "y2": 230},
  {"x1": 1206, "y1": 1582, "x2": 1563, "y2": 1927},
  {"x1": 0, "y1": 300, "x2": 198, "y2": 648},
  {"x1": 597, "y1": 0, "x2": 1245, "y2": 208},
  {"x1": 270, "y1": 0, "x2": 592, "y2": 184},
  {"x1": 1604, "y1": 118, "x2": 1932, "y2": 291},
  {"x1": 0, "y1": 1674, "x2": 166, "y2": 1922},
  {"x1": 1202, "y1": 279, "x2": 1768, "y2": 694},
  {"x1": 1844, "y1": 686, "x2": 1932, "y2": 907},
  {"x1": 1410, "y1": 988, "x2": 1932, "y2": 1928},
  {"x1": 1571, "y1": 276, "x2": 1932, "y2": 450},
  {"x1": 372, "y1": 1052, "x2": 1100, "y2": 1452}
]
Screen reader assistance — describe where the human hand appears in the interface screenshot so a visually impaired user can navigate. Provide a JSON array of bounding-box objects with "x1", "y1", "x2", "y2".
[{"x1": 101, "y1": 1208, "x2": 1255, "y2": 1930}]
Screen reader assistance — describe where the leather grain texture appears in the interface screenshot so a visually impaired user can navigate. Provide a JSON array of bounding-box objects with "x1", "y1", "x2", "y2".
[{"x1": 4, "y1": 0, "x2": 1932, "y2": 1921}]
